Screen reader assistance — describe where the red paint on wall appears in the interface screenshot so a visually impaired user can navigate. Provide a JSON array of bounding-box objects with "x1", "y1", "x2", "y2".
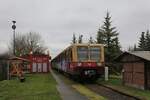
[{"x1": 22, "y1": 54, "x2": 51, "y2": 73}]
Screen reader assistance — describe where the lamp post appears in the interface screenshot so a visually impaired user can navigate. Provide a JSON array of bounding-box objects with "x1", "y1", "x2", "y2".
[{"x1": 12, "y1": 21, "x2": 16, "y2": 56}]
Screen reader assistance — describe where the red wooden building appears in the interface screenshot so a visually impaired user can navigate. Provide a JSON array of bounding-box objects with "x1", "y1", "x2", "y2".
[
  {"x1": 116, "y1": 51, "x2": 150, "y2": 90},
  {"x1": 22, "y1": 54, "x2": 51, "y2": 73}
]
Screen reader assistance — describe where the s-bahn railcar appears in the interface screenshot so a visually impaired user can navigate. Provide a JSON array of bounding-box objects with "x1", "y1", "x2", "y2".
[{"x1": 51, "y1": 43, "x2": 105, "y2": 81}]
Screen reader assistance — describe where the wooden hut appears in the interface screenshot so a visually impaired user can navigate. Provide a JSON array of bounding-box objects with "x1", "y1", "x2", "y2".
[
  {"x1": 9, "y1": 56, "x2": 30, "y2": 79},
  {"x1": 115, "y1": 51, "x2": 150, "y2": 90}
]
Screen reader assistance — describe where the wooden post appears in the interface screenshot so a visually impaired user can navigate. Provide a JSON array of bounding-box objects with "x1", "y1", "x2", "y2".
[{"x1": 105, "y1": 67, "x2": 108, "y2": 81}]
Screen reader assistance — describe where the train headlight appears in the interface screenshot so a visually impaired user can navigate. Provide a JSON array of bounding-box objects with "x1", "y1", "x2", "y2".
[
  {"x1": 77, "y1": 62, "x2": 82, "y2": 66},
  {"x1": 97, "y1": 63, "x2": 101, "y2": 66}
]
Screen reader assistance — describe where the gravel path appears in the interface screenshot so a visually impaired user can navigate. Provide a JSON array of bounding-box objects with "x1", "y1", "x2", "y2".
[
  {"x1": 51, "y1": 71, "x2": 89, "y2": 100},
  {"x1": 85, "y1": 84, "x2": 139, "y2": 100}
]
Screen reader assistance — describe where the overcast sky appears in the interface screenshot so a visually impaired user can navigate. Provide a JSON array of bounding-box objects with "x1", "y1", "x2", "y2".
[{"x1": 0, "y1": 0, "x2": 150, "y2": 57}]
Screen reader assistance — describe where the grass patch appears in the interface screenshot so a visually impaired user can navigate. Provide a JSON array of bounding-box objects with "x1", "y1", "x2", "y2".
[
  {"x1": 0, "y1": 73, "x2": 61, "y2": 100},
  {"x1": 98, "y1": 75, "x2": 150, "y2": 100}
]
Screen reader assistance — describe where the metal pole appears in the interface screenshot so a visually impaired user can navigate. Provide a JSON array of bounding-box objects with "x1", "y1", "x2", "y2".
[
  {"x1": 12, "y1": 21, "x2": 16, "y2": 56},
  {"x1": 13, "y1": 29, "x2": 15, "y2": 55},
  {"x1": 7, "y1": 61, "x2": 10, "y2": 80}
]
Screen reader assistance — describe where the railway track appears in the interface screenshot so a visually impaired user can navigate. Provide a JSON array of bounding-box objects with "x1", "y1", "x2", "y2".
[
  {"x1": 84, "y1": 83, "x2": 142, "y2": 100},
  {"x1": 54, "y1": 70, "x2": 143, "y2": 100}
]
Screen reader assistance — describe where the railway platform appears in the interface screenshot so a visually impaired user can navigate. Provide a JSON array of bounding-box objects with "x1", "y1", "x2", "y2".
[{"x1": 51, "y1": 70, "x2": 89, "y2": 100}]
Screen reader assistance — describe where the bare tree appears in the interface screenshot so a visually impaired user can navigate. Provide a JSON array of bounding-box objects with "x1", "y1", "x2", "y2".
[{"x1": 9, "y1": 32, "x2": 47, "y2": 56}]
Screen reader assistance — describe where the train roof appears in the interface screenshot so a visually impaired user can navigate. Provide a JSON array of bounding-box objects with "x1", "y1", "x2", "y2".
[
  {"x1": 52, "y1": 43, "x2": 104, "y2": 60},
  {"x1": 72, "y1": 43, "x2": 104, "y2": 46}
]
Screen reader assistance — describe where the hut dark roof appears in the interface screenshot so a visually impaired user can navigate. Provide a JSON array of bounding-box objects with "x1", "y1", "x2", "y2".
[
  {"x1": 130, "y1": 51, "x2": 150, "y2": 61},
  {"x1": 115, "y1": 51, "x2": 150, "y2": 61},
  {"x1": 9, "y1": 56, "x2": 30, "y2": 62}
]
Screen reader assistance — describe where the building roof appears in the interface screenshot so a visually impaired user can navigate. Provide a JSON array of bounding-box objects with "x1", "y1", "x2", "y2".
[
  {"x1": 115, "y1": 51, "x2": 150, "y2": 61},
  {"x1": 129, "y1": 51, "x2": 150, "y2": 61}
]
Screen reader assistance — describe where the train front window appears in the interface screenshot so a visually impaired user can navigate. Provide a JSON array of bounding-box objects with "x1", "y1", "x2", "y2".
[
  {"x1": 77, "y1": 46, "x2": 88, "y2": 61},
  {"x1": 90, "y1": 47, "x2": 100, "y2": 61}
]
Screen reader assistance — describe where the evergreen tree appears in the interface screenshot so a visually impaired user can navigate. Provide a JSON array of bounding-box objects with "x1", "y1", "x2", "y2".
[
  {"x1": 97, "y1": 28, "x2": 105, "y2": 44},
  {"x1": 128, "y1": 46, "x2": 133, "y2": 51},
  {"x1": 96, "y1": 12, "x2": 121, "y2": 62},
  {"x1": 138, "y1": 32, "x2": 146, "y2": 50},
  {"x1": 72, "y1": 33, "x2": 77, "y2": 44},
  {"x1": 128, "y1": 45, "x2": 138, "y2": 51},
  {"x1": 78, "y1": 35, "x2": 83, "y2": 43},
  {"x1": 89, "y1": 36, "x2": 94, "y2": 44},
  {"x1": 145, "y1": 30, "x2": 150, "y2": 50},
  {"x1": 113, "y1": 37, "x2": 120, "y2": 50},
  {"x1": 134, "y1": 44, "x2": 137, "y2": 51}
]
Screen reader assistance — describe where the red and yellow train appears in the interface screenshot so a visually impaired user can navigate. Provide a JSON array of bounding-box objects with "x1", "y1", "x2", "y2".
[{"x1": 51, "y1": 43, "x2": 105, "y2": 81}]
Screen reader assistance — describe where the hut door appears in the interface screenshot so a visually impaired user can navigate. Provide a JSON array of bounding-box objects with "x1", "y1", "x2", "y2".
[{"x1": 123, "y1": 63, "x2": 133, "y2": 84}]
